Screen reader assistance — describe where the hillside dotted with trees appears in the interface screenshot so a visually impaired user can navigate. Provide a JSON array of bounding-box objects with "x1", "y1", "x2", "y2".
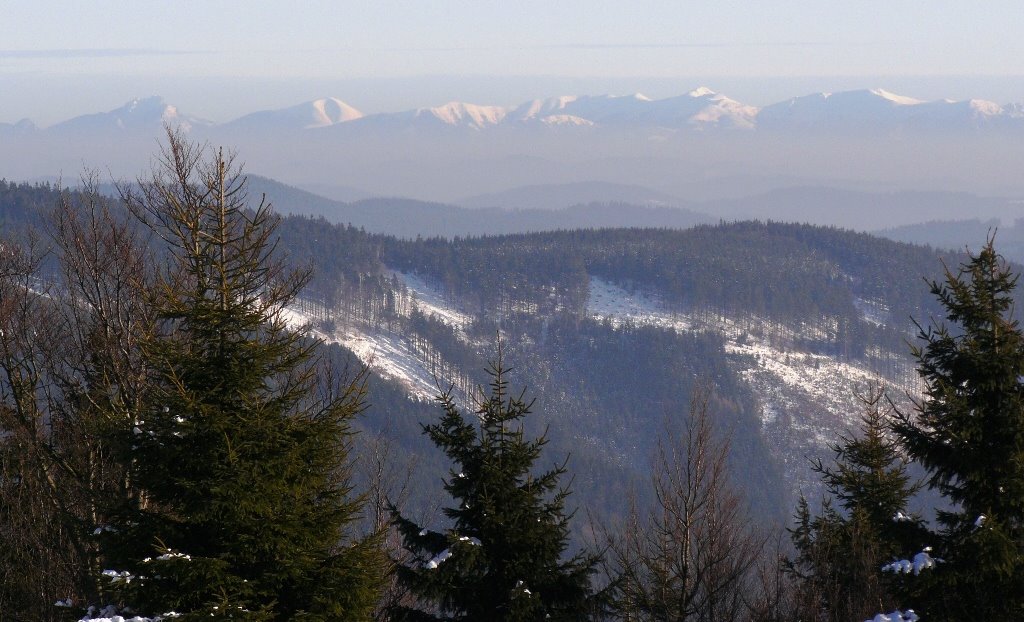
[{"x1": 1, "y1": 135, "x2": 1022, "y2": 621}]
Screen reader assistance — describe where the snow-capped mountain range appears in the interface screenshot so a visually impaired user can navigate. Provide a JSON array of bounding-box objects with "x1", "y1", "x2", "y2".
[
  {"x1": 757, "y1": 88, "x2": 1018, "y2": 132},
  {"x1": 7, "y1": 87, "x2": 1024, "y2": 135}
]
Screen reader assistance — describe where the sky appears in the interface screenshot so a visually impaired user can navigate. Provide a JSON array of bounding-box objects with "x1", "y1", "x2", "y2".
[{"x1": 3, "y1": 1, "x2": 1024, "y2": 124}]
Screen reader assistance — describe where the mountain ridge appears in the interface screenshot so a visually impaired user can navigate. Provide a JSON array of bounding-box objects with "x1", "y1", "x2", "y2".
[{"x1": 12, "y1": 87, "x2": 1024, "y2": 133}]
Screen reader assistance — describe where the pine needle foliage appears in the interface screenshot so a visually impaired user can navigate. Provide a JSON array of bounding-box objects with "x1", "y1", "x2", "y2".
[
  {"x1": 788, "y1": 389, "x2": 925, "y2": 621},
  {"x1": 390, "y1": 352, "x2": 603, "y2": 621},
  {"x1": 891, "y1": 237, "x2": 1024, "y2": 618},
  {"x1": 96, "y1": 131, "x2": 384, "y2": 621}
]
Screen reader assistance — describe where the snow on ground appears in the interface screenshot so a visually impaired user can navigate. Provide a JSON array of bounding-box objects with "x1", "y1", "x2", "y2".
[
  {"x1": 586, "y1": 276, "x2": 919, "y2": 493},
  {"x1": 387, "y1": 269, "x2": 474, "y2": 330},
  {"x1": 283, "y1": 269, "x2": 482, "y2": 406},
  {"x1": 281, "y1": 304, "x2": 442, "y2": 402},
  {"x1": 336, "y1": 328, "x2": 443, "y2": 401},
  {"x1": 854, "y1": 296, "x2": 891, "y2": 327},
  {"x1": 726, "y1": 340, "x2": 893, "y2": 436},
  {"x1": 288, "y1": 273, "x2": 918, "y2": 495},
  {"x1": 588, "y1": 277, "x2": 692, "y2": 332}
]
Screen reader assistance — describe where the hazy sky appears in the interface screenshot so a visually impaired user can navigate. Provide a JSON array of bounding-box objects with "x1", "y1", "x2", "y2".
[{"x1": 3, "y1": 1, "x2": 1024, "y2": 124}]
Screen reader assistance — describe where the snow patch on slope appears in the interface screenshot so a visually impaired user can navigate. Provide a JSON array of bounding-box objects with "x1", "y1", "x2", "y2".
[
  {"x1": 854, "y1": 297, "x2": 890, "y2": 326},
  {"x1": 337, "y1": 329, "x2": 444, "y2": 401},
  {"x1": 386, "y1": 270, "x2": 474, "y2": 330},
  {"x1": 870, "y1": 88, "x2": 923, "y2": 106},
  {"x1": 282, "y1": 271, "x2": 476, "y2": 403},
  {"x1": 540, "y1": 114, "x2": 594, "y2": 127},
  {"x1": 280, "y1": 305, "x2": 441, "y2": 402},
  {"x1": 588, "y1": 277, "x2": 692, "y2": 332},
  {"x1": 586, "y1": 276, "x2": 919, "y2": 492},
  {"x1": 308, "y1": 98, "x2": 364, "y2": 127},
  {"x1": 423, "y1": 102, "x2": 508, "y2": 129}
]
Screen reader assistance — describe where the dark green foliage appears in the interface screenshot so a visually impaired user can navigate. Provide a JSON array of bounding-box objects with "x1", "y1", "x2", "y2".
[
  {"x1": 788, "y1": 390, "x2": 925, "y2": 621},
  {"x1": 99, "y1": 134, "x2": 384, "y2": 621},
  {"x1": 892, "y1": 238, "x2": 1024, "y2": 618},
  {"x1": 390, "y1": 356, "x2": 604, "y2": 621},
  {"x1": 0, "y1": 178, "x2": 59, "y2": 232},
  {"x1": 380, "y1": 223, "x2": 971, "y2": 357}
]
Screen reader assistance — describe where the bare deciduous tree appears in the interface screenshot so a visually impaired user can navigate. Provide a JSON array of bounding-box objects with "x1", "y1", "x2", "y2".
[
  {"x1": 610, "y1": 388, "x2": 768, "y2": 621},
  {"x1": 0, "y1": 179, "x2": 154, "y2": 620}
]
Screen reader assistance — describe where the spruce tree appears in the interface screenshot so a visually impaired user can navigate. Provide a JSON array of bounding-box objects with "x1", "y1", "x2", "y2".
[
  {"x1": 390, "y1": 354, "x2": 602, "y2": 621},
  {"x1": 92, "y1": 132, "x2": 384, "y2": 621},
  {"x1": 788, "y1": 389, "x2": 924, "y2": 621},
  {"x1": 892, "y1": 238, "x2": 1024, "y2": 618}
]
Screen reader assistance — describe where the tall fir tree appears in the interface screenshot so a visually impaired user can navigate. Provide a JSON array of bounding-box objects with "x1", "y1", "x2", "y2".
[
  {"x1": 892, "y1": 238, "x2": 1024, "y2": 618},
  {"x1": 92, "y1": 131, "x2": 384, "y2": 621},
  {"x1": 788, "y1": 389, "x2": 925, "y2": 622},
  {"x1": 390, "y1": 353, "x2": 603, "y2": 621}
]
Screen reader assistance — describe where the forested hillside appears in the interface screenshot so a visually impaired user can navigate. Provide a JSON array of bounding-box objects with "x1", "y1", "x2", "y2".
[
  {"x1": 255, "y1": 184, "x2": 1024, "y2": 526},
  {"x1": 1, "y1": 179, "x2": 994, "y2": 524},
  {"x1": 273, "y1": 213, "x2": 991, "y2": 513}
]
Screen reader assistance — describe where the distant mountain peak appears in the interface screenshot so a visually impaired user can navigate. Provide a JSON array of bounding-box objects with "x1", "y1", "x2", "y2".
[
  {"x1": 221, "y1": 97, "x2": 363, "y2": 130},
  {"x1": 967, "y1": 98, "x2": 1003, "y2": 116},
  {"x1": 307, "y1": 97, "x2": 364, "y2": 126},
  {"x1": 688, "y1": 86, "x2": 717, "y2": 98},
  {"x1": 117, "y1": 96, "x2": 179, "y2": 121},
  {"x1": 44, "y1": 95, "x2": 210, "y2": 133}
]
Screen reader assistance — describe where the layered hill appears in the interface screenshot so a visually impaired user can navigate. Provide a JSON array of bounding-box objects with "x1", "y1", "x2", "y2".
[{"x1": 5, "y1": 178, "x2": 994, "y2": 526}]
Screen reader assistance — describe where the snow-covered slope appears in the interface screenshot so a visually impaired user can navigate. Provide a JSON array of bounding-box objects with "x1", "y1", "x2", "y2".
[
  {"x1": 223, "y1": 97, "x2": 364, "y2": 130},
  {"x1": 634, "y1": 87, "x2": 758, "y2": 129},
  {"x1": 515, "y1": 93, "x2": 652, "y2": 124},
  {"x1": 510, "y1": 89, "x2": 756, "y2": 129},
  {"x1": 287, "y1": 270, "x2": 921, "y2": 496},
  {"x1": 907, "y1": 98, "x2": 1007, "y2": 130},
  {"x1": 284, "y1": 271, "x2": 474, "y2": 403},
  {"x1": 758, "y1": 88, "x2": 1012, "y2": 132},
  {"x1": 282, "y1": 302, "x2": 444, "y2": 402},
  {"x1": 386, "y1": 270, "x2": 474, "y2": 329},
  {"x1": 352, "y1": 101, "x2": 509, "y2": 130},
  {"x1": 587, "y1": 277, "x2": 920, "y2": 492}
]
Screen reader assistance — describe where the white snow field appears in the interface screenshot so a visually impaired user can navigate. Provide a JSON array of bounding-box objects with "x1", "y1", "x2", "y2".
[{"x1": 283, "y1": 270, "x2": 475, "y2": 403}]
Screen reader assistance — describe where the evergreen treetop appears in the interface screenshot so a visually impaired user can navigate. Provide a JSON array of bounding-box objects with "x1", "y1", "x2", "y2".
[
  {"x1": 813, "y1": 388, "x2": 922, "y2": 536},
  {"x1": 893, "y1": 237, "x2": 1024, "y2": 618},
  {"x1": 788, "y1": 388, "x2": 925, "y2": 621},
  {"x1": 390, "y1": 353, "x2": 603, "y2": 621},
  {"x1": 92, "y1": 131, "x2": 384, "y2": 621}
]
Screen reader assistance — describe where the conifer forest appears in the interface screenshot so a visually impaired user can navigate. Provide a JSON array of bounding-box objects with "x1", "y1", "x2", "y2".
[{"x1": 2, "y1": 132, "x2": 1023, "y2": 622}]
